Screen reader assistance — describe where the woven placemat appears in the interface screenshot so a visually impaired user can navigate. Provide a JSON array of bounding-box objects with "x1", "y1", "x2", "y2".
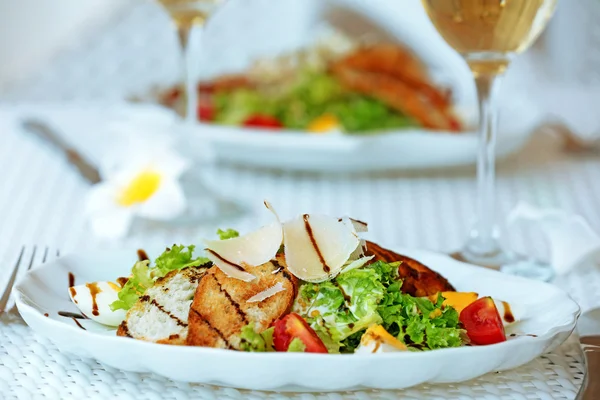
[{"x1": 0, "y1": 310, "x2": 584, "y2": 400}]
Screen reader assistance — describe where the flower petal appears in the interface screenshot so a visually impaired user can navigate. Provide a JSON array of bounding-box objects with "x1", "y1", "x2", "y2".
[
  {"x1": 85, "y1": 182, "x2": 135, "y2": 239},
  {"x1": 151, "y1": 148, "x2": 191, "y2": 179},
  {"x1": 88, "y1": 206, "x2": 134, "y2": 239},
  {"x1": 85, "y1": 183, "x2": 118, "y2": 215},
  {"x1": 136, "y1": 178, "x2": 186, "y2": 220}
]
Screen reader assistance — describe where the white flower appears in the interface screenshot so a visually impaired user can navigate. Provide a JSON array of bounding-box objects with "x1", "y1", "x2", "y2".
[{"x1": 85, "y1": 115, "x2": 191, "y2": 239}]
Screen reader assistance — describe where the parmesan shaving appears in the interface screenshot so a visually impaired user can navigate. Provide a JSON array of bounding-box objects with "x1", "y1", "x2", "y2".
[{"x1": 247, "y1": 282, "x2": 286, "y2": 303}]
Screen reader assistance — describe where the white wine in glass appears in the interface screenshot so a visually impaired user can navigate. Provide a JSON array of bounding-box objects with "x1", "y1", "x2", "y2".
[
  {"x1": 422, "y1": 0, "x2": 557, "y2": 278},
  {"x1": 159, "y1": 0, "x2": 223, "y2": 27},
  {"x1": 158, "y1": 0, "x2": 226, "y2": 123}
]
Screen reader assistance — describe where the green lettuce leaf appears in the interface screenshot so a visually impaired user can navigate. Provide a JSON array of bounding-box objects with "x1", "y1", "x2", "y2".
[
  {"x1": 369, "y1": 260, "x2": 401, "y2": 287},
  {"x1": 217, "y1": 229, "x2": 240, "y2": 240},
  {"x1": 239, "y1": 325, "x2": 275, "y2": 352},
  {"x1": 337, "y1": 269, "x2": 385, "y2": 321},
  {"x1": 295, "y1": 267, "x2": 384, "y2": 347},
  {"x1": 311, "y1": 324, "x2": 342, "y2": 354},
  {"x1": 425, "y1": 325, "x2": 463, "y2": 349},
  {"x1": 340, "y1": 330, "x2": 364, "y2": 354},
  {"x1": 214, "y1": 89, "x2": 278, "y2": 125},
  {"x1": 212, "y1": 69, "x2": 420, "y2": 133},
  {"x1": 377, "y1": 283, "x2": 464, "y2": 350},
  {"x1": 287, "y1": 338, "x2": 306, "y2": 352},
  {"x1": 296, "y1": 258, "x2": 466, "y2": 352},
  {"x1": 110, "y1": 261, "x2": 153, "y2": 311},
  {"x1": 335, "y1": 95, "x2": 419, "y2": 133},
  {"x1": 153, "y1": 245, "x2": 210, "y2": 278}
]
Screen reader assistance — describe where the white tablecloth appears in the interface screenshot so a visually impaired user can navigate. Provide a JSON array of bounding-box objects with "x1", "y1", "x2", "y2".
[{"x1": 1, "y1": 1, "x2": 599, "y2": 399}]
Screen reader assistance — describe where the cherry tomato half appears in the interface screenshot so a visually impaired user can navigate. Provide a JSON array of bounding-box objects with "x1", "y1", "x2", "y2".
[
  {"x1": 459, "y1": 297, "x2": 506, "y2": 345},
  {"x1": 273, "y1": 313, "x2": 328, "y2": 353},
  {"x1": 242, "y1": 115, "x2": 283, "y2": 130},
  {"x1": 196, "y1": 95, "x2": 215, "y2": 122},
  {"x1": 197, "y1": 104, "x2": 215, "y2": 122}
]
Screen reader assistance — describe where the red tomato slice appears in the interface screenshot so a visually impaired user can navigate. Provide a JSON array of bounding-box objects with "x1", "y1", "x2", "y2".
[
  {"x1": 242, "y1": 115, "x2": 283, "y2": 130},
  {"x1": 197, "y1": 104, "x2": 215, "y2": 122},
  {"x1": 273, "y1": 313, "x2": 328, "y2": 353},
  {"x1": 459, "y1": 297, "x2": 506, "y2": 345},
  {"x1": 197, "y1": 96, "x2": 215, "y2": 122}
]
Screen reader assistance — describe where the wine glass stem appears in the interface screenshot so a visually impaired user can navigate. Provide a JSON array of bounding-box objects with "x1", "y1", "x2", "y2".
[
  {"x1": 177, "y1": 24, "x2": 199, "y2": 125},
  {"x1": 472, "y1": 73, "x2": 503, "y2": 254}
]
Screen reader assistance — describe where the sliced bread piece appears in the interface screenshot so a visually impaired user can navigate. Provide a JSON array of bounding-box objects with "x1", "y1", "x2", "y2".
[
  {"x1": 117, "y1": 265, "x2": 209, "y2": 344},
  {"x1": 187, "y1": 254, "x2": 297, "y2": 349}
]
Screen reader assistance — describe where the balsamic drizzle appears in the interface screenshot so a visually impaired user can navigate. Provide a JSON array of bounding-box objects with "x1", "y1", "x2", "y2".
[
  {"x1": 206, "y1": 249, "x2": 246, "y2": 272},
  {"x1": 72, "y1": 318, "x2": 86, "y2": 330},
  {"x1": 502, "y1": 301, "x2": 515, "y2": 323},
  {"x1": 85, "y1": 282, "x2": 101, "y2": 316},
  {"x1": 58, "y1": 311, "x2": 86, "y2": 319},
  {"x1": 137, "y1": 249, "x2": 149, "y2": 262},
  {"x1": 303, "y1": 214, "x2": 330, "y2": 273}
]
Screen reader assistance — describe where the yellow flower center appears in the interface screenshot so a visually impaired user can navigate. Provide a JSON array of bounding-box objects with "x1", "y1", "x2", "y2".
[{"x1": 117, "y1": 170, "x2": 161, "y2": 207}]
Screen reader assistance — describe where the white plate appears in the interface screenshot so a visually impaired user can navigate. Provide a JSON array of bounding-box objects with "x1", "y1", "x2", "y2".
[
  {"x1": 189, "y1": 109, "x2": 535, "y2": 172},
  {"x1": 15, "y1": 246, "x2": 579, "y2": 392},
  {"x1": 178, "y1": 0, "x2": 541, "y2": 172}
]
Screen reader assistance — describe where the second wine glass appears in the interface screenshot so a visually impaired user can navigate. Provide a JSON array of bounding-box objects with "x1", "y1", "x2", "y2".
[
  {"x1": 156, "y1": 0, "x2": 243, "y2": 224},
  {"x1": 421, "y1": 0, "x2": 558, "y2": 279},
  {"x1": 158, "y1": 0, "x2": 226, "y2": 123}
]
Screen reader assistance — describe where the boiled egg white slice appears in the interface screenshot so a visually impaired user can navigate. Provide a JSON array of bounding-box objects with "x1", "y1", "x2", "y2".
[
  {"x1": 68, "y1": 281, "x2": 126, "y2": 327},
  {"x1": 354, "y1": 325, "x2": 407, "y2": 354},
  {"x1": 355, "y1": 341, "x2": 403, "y2": 354},
  {"x1": 283, "y1": 214, "x2": 360, "y2": 282}
]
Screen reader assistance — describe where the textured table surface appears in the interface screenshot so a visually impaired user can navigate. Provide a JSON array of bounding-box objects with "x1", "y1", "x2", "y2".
[{"x1": 1, "y1": 1, "x2": 599, "y2": 399}]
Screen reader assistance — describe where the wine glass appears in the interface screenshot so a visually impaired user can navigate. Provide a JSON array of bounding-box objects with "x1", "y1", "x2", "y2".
[
  {"x1": 156, "y1": 0, "x2": 243, "y2": 223},
  {"x1": 421, "y1": 0, "x2": 558, "y2": 279},
  {"x1": 158, "y1": 0, "x2": 225, "y2": 123}
]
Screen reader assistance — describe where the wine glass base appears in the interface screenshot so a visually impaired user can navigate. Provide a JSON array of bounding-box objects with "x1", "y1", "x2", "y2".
[
  {"x1": 450, "y1": 248, "x2": 510, "y2": 271},
  {"x1": 450, "y1": 250, "x2": 555, "y2": 282},
  {"x1": 500, "y1": 258, "x2": 555, "y2": 282},
  {"x1": 144, "y1": 170, "x2": 246, "y2": 228},
  {"x1": 165, "y1": 196, "x2": 246, "y2": 226}
]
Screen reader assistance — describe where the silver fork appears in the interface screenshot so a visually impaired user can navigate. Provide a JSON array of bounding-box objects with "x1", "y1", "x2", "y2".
[{"x1": 0, "y1": 246, "x2": 60, "y2": 313}]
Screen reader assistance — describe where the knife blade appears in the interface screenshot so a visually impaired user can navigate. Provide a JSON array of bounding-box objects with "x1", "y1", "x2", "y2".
[
  {"x1": 576, "y1": 308, "x2": 600, "y2": 400},
  {"x1": 21, "y1": 119, "x2": 102, "y2": 184}
]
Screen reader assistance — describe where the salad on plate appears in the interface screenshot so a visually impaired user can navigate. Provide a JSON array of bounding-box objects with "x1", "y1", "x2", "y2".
[
  {"x1": 68, "y1": 203, "x2": 514, "y2": 354},
  {"x1": 153, "y1": 32, "x2": 463, "y2": 135}
]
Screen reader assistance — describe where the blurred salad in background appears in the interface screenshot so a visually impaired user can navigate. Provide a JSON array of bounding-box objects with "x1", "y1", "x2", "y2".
[{"x1": 150, "y1": 31, "x2": 463, "y2": 135}]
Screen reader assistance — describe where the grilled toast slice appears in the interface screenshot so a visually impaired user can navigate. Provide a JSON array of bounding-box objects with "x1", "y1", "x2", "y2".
[
  {"x1": 117, "y1": 265, "x2": 209, "y2": 344},
  {"x1": 365, "y1": 241, "x2": 455, "y2": 297},
  {"x1": 187, "y1": 254, "x2": 297, "y2": 349}
]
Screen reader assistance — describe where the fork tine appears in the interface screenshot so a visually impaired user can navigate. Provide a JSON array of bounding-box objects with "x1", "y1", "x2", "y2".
[
  {"x1": 27, "y1": 246, "x2": 37, "y2": 271},
  {"x1": 0, "y1": 247, "x2": 25, "y2": 312},
  {"x1": 42, "y1": 247, "x2": 49, "y2": 263}
]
